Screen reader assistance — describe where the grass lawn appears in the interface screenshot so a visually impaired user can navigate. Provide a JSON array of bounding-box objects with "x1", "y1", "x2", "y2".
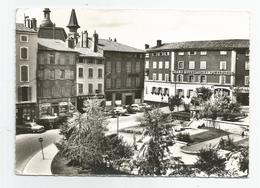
[
  {"x1": 190, "y1": 127, "x2": 229, "y2": 144},
  {"x1": 51, "y1": 152, "x2": 132, "y2": 176}
]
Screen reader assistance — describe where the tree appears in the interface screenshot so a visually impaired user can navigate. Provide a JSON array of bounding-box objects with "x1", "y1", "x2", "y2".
[
  {"x1": 134, "y1": 108, "x2": 175, "y2": 175},
  {"x1": 191, "y1": 87, "x2": 213, "y2": 109},
  {"x1": 194, "y1": 146, "x2": 227, "y2": 177},
  {"x1": 168, "y1": 95, "x2": 183, "y2": 112},
  {"x1": 57, "y1": 99, "x2": 133, "y2": 173}
]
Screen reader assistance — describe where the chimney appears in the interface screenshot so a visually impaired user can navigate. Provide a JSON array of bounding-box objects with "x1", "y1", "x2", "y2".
[
  {"x1": 31, "y1": 18, "x2": 37, "y2": 31},
  {"x1": 145, "y1": 44, "x2": 150, "y2": 49},
  {"x1": 114, "y1": 38, "x2": 117, "y2": 42},
  {"x1": 81, "y1": 30, "x2": 88, "y2": 48},
  {"x1": 157, "y1": 40, "x2": 162, "y2": 47},
  {"x1": 68, "y1": 37, "x2": 74, "y2": 49},
  {"x1": 27, "y1": 19, "x2": 31, "y2": 28},
  {"x1": 93, "y1": 31, "x2": 98, "y2": 52},
  {"x1": 40, "y1": 8, "x2": 53, "y2": 27}
]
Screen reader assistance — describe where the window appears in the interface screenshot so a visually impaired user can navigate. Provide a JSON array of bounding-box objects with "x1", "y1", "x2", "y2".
[
  {"x1": 98, "y1": 83, "x2": 102, "y2": 93},
  {"x1": 126, "y1": 77, "x2": 131, "y2": 88},
  {"x1": 136, "y1": 62, "x2": 141, "y2": 72},
  {"x1": 200, "y1": 61, "x2": 207, "y2": 69},
  {"x1": 200, "y1": 75, "x2": 207, "y2": 83},
  {"x1": 165, "y1": 74, "x2": 169, "y2": 82},
  {"x1": 20, "y1": 35, "x2": 28, "y2": 42},
  {"x1": 98, "y1": 68, "x2": 103, "y2": 78},
  {"x1": 187, "y1": 90, "x2": 194, "y2": 98},
  {"x1": 158, "y1": 73, "x2": 162, "y2": 81},
  {"x1": 78, "y1": 57, "x2": 83, "y2": 63},
  {"x1": 136, "y1": 78, "x2": 140, "y2": 87},
  {"x1": 153, "y1": 73, "x2": 157, "y2": 81},
  {"x1": 219, "y1": 75, "x2": 226, "y2": 84},
  {"x1": 178, "y1": 52, "x2": 184, "y2": 55},
  {"x1": 220, "y1": 51, "x2": 227, "y2": 55},
  {"x1": 245, "y1": 61, "x2": 249, "y2": 70},
  {"x1": 88, "y1": 68, "x2": 93, "y2": 78},
  {"x1": 20, "y1": 65, "x2": 29, "y2": 82},
  {"x1": 177, "y1": 74, "x2": 183, "y2": 82},
  {"x1": 88, "y1": 84, "x2": 93, "y2": 94},
  {"x1": 200, "y1": 51, "x2": 207, "y2": 55},
  {"x1": 106, "y1": 61, "x2": 111, "y2": 73},
  {"x1": 153, "y1": 61, "x2": 157, "y2": 69},
  {"x1": 49, "y1": 54, "x2": 55, "y2": 64},
  {"x1": 106, "y1": 78, "x2": 111, "y2": 89},
  {"x1": 177, "y1": 89, "x2": 184, "y2": 98},
  {"x1": 220, "y1": 61, "x2": 227, "y2": 70},
  {"x1": 145, "y1": 53, "x2": 149, "y2": 58},
  {"x1": 158, "y1": 61, "x2": 163, "y2": 69},
  {"x1": 20, "y1": 47, "x2": 28, "y2": 60},
  {"x1": 116, "y1": 78, "x2": 121, "y2": 88},
  {"x1": 189, "y1": 61, "x2": 195, "y2": 69},
  {"x1": 145, "y1": 61, "x2": 149, "y2": 69},
  {"x1": 188, "y1": 51, "x2": 196, "y2": 55},
  {"x1": 126, "y1": 62, "x2": 131, "y2": 73},
  {"x1": 78, "y1": 83, "x2": 83, "y2": 94},
  {"x1": 245, "y1": 76, "x2": 249, "y2": 85},
  {"x1": 165, "y1": 61, "x2": 169, "y2": 69},
  {"x1": 116, "y1": 62, "x2": 121, "y2": 73},
  {"x1": 18, "y1": 86, "x2": 31, "y2": 102},
  {"x1": 60, "y1": 70, "x2": 65, "y2": 79},
  {"x1": 178, "y1": 61, "x2": 184, "y2": 69},
  {"x1": 189, "y1": 75, "x2": 195, "y2": 82},
  {"x1": 164, "y1": 88, "x2": 169, "y2": 95},
  {"x1": 78, "y1": 67, "x2": 83, "y2": 78},
  {"x1": 245, "y1": 50, "x2": 249, "y2": 56},
  {"x1": 50, "y1": 70, "x2": 55, "y2": 80}
]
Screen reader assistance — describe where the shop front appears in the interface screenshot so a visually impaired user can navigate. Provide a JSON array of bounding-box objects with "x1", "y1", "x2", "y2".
[{"x1": 16, "y1": 103, "x2": 37, "y2": 124}]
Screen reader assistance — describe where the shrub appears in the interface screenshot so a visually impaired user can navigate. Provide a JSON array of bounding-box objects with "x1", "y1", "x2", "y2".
[
  {"x1": 218, "y1": 135, "x2": 237, "y2": 151},
  {"x1": 176, "y1": 132, "x2": 192, "y2": 143}
]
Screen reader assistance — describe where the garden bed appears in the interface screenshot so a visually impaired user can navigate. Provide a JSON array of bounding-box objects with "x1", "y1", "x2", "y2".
[{"x1": 51, "y1": 152, "x2": 132, "y2": 176}]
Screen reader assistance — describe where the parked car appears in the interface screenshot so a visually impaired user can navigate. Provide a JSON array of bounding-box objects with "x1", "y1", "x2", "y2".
[
  {"x1": 139, "y1": 103, "x2": 152, "y2": 111},
  {"x1": 130, "y1": 104, "x2": 142, "y2": 112},
  {"x1": 16, "y1": 122, "x2": 45, "y2": 134},
  {"x1": 37, "y1": 115, "x2": 61, "y2": 129},
  {"x1": 111, "y1": 106, "x2": 128, "y2": 117}
]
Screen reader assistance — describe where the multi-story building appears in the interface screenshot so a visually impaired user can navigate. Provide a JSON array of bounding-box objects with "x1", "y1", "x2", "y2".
[
  {"x1": 97, "y1": 39, "x2": 145, "y2": 106},
  {"x1": 36, "y1": 9, "x2": 78, "y2": 117},
  {"x1": 16, "y1": 23, "x2": 38, "y2": 124},
  {"x1": 144, "y1": 39, "x2": 249, "y2": 105}
]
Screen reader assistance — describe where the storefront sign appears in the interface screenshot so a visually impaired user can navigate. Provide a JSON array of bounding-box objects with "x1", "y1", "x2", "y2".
[
  {"x1": 77, "y1": 95, "x2": 105, "y2": 100},
  {"x1": 172, "y1": 70, "x2": 233, "y2": 75}
]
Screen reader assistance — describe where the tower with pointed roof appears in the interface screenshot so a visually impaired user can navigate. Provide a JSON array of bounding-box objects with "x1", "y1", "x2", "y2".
[{"x1": 67, "y1": 9, "x2": 80, "y2": 48}]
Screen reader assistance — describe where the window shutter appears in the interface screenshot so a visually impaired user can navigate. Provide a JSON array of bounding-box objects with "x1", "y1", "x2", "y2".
[
  {"x1": 28, "y1": 87, "x2": 32, "y2": 101},
  {"x1": 18, "y1": 87, "x2": 22, "y2": 102}
]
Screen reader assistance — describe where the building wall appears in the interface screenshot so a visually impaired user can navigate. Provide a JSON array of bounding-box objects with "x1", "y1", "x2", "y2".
[
  {"x1": 37, "y1": 50, "x2": 77, "y2": 116},
  {"x1": 144, "y1": 48, "x2": 249, "y2": 103},
  {"x1": 104, "y1": 51, "x2": 145, "y2": 106},
  {"x1": 16, "y1": 31, "x2": 38, "y2": 103},
  {"x1": 235, "y1": 49, "x2": 250, "y2": 87},
  {"x1": 76, "y1": 57, "x2": 104, "y2": 96}
]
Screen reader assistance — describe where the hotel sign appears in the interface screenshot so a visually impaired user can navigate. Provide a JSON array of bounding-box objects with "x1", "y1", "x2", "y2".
[{"x1": 172, "y1": 70, "x2": 233, "y2": 75}]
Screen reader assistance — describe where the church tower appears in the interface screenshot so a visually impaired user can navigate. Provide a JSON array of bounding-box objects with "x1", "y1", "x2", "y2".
[{"x1": 67, "y1": 9, "x2": 80, "y2": 48}]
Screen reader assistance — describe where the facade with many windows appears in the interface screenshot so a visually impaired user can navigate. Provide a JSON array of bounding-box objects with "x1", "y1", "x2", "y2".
[
  {"x1": 16, "y1": 23, "x2": 38, "y2": 124},
  {"x1": 76, "y1": 47, "x2": 105, "y2": 112},
  {"x1": 144, "y1": 39, "x2": 249, "y2": 105},
  {"x1": 97, "y1": 39, "x2": 145, "y2": 106}
]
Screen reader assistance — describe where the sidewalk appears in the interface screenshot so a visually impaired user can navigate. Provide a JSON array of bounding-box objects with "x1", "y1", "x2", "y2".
[{"x1": 23, "y1": 144, "x2": 58, "y2": 175}]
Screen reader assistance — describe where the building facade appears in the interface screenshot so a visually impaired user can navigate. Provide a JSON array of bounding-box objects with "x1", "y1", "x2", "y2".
[
  {"x1": 16, "y1": 23, "x2": 38, "y2": 124},
  {"x1": 97, "y1": 39, "x2": 145, "y2": 106},
  {"x1": 144, "y1": 39, "x2": 249, "y2": 105}
]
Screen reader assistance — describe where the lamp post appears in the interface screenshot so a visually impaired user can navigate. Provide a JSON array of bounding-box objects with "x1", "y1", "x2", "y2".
[
  {"x1": 116, "y1": 111, "x2": 120, "y2": 135},
  {"x1": 38, "y1": 137, "x2": 45, "y2": 160}
]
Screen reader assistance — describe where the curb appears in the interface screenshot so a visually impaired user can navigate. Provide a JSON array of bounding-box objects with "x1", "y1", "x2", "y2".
[{"x1": 22, "y1": 144, "x2": 58, "y2": 176}]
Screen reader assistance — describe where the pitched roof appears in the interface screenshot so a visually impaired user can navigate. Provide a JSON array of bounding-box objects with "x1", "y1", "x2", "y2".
[
  {"x1": 38, "y1": 38, "x2": 77, "y2": 52},
  {"x1": 76, "y1": 47, "x2": 103, "y2": 58},
  {"x1": 147, "y1": 39, "x2": 250, "y2": 51},
  {"x1": 98, "y1": 39, "x2": 144, "y2": 53},
  {"x1": 67, "y1": 9, "x2": 80, "y2": 29},
  {"x1": 16, "y1": 23, "x2": 37, "y2": 33},
  {"x1": 38, "y1": 27, "x2": 67, "y2": 41}
]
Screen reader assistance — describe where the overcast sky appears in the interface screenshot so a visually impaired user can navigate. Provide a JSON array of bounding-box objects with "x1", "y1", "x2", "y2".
[{"x1": 16, "y1": 8, "x2": 250, "y2": 49}]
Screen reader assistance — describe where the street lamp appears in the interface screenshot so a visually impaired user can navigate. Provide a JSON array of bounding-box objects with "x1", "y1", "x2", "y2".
[
  {"x1": 116, "y1": 111, "x2": 120, "y2": 135},
  {"x1": 38, "y1": 137, "x2": 45, "y2": 160}
]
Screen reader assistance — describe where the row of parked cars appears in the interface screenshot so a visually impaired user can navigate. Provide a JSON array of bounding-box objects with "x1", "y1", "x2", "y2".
[
  {"x1": 108, "y1": 103, "x2": 152, "y2": 117},
  {"x1": 16, "y1": 116, "x2": 68, "y2": 134}
]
